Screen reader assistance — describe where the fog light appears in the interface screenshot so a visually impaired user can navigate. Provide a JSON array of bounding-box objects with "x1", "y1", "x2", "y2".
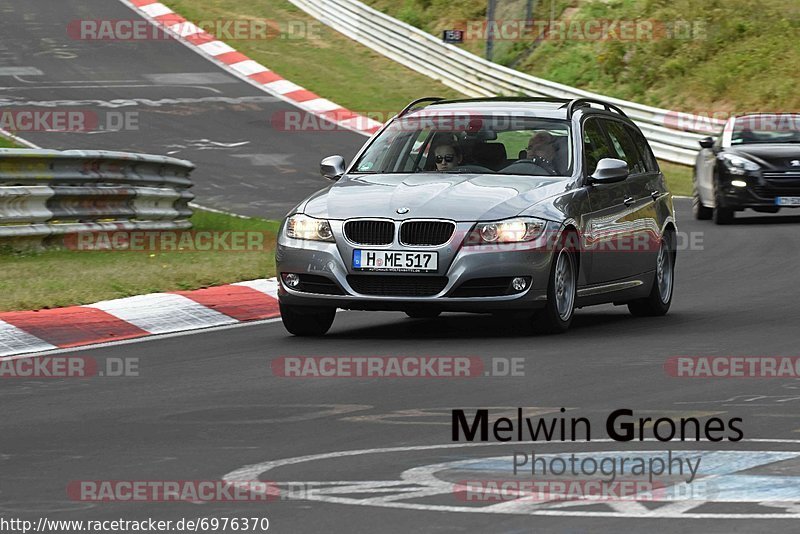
[
  {"x1": 731, "y1": 180, "x2": 747, "y2": 188},
  {"x1": 511, "y1": 277, "x2": 528, "y2": 292},
  {"x1": 283, "y1": 273, "x2": 300, "y2": 288}
]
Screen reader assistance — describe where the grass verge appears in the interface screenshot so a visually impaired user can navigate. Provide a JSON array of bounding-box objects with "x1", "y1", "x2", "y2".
[
  {"x1": 0, "y1": 135, "x2": 21, "y2": 148},
  {"x1": 658, "y1": 160, "x2": 693, "y2": 197},
  {"x1": 364, "y1": 0, "x2": 800, "y2": 113},
  {"x1": 0, "y1": 210, "x2": 278, "y2": 312}
]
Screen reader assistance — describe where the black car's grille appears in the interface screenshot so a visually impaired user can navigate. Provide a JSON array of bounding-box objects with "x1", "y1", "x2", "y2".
[
  {"x1": 763, "y1": 171, "x2": 800, "y2": 180},
  {"x1": 344, "y1": 220, "x2": 394, "y2": 245},
  {"x1": 346, "y1": 275, "x2": 448, "y2": 296},
  {"x1": 400, "y1": 220, "x2": 455, "y2": 246},
  {"x1": 295, "y1": 274, "x2": 345, "y2": 295},
  {"x1": 450, "y1": 277, "x2": 516, "y2": 297}
]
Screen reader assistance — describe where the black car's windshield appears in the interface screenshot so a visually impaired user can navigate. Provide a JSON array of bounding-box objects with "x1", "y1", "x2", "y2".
[
  {"x1": 352, "y1": 113, "x2": 572, "y2": 177},
  {"x1": 731, "y1": 114, "x2": 800, "y2": 145}
]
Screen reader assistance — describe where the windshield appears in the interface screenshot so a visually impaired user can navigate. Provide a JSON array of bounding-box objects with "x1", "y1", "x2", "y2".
[
  {"x1": 730, "y1": 114, "x2": 800, "y2": 145},
  {"x1": 352, "y1": 113, "x2": 572, "y2": 177}
]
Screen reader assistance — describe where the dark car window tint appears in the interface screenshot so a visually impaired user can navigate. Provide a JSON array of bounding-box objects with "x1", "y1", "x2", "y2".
[
  {"x1": 582, "y1": 119, "x2": 616, "y2": 175},
  {"x1": 604, "y1": 120, "x2": 645, "y2": 174},
  {"x1": 626, "y1": 125, "x2": 659, "y2": 173}
]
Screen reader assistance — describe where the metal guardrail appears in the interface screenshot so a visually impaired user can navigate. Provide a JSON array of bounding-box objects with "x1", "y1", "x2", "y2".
[
  {"x1": 288, "y1": 0, "x2": 722, "y2": 165},
  {"x1": 0, "y1": 149, "x2": 195, "y2": 239}
]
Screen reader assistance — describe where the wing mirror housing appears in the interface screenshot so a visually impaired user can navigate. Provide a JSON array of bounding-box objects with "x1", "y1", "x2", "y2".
[
  {"x1": 699, "y1": 136, "x2": 714, "y2": 149},
  {"x1": 590, "y1": 158, "x2": 629, "y2": 184},
  {"x1": 320, "y1": 155, "x2": 346, "y2": 181}
]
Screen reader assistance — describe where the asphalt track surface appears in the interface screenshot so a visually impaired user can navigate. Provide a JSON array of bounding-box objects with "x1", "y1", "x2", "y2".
[
  {"x1": 4, "y1": 1, "x2": 800, "y2": 533},
  {"x1": 3, "y1": 201, "x2": 800, "y2": 532},
  {"x1": 0, "y1": 0, "x2": 366, "y2": 218}
]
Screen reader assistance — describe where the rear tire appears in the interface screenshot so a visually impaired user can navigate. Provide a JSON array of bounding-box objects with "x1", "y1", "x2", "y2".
[
  {"x1": 532, "y1": 238, "x2": 577, "y2": 334},
  {"x1": 693, "y1": 182, "x2": 712, "y2": 220},
  {"x1": 405, "y1": 310, "x2": 441, "y2": 319},
  {"x1": 279, "y1": 302, "x2": 335, "y2": 336},
  {"x1": 628, "y1": 233, "x2": 675, "y2": 317}
]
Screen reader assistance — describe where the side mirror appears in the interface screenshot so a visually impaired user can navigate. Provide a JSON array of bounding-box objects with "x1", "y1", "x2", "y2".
[
  {"x1": 698, "y1": 136, "x2": 714, "y2": 149},
  {"x1": 320, "y1": 155, "x2": 346, "y2": 181},
  {"x1": 590, "y1": 158, "x2": 629, "y2": 184}
]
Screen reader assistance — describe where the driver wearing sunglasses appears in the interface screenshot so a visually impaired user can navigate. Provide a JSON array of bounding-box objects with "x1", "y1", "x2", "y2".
[{"x1": 433, "y1": 143, "x2": 463, "y2": 172}]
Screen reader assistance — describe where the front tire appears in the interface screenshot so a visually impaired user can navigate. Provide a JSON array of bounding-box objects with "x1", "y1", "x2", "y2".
[
  {"x1": 279, "y1": 302, "x2": 335, "y2": 336},
  {"x1": 713, "y1": 184, "x2": 734, "y2": 225},
  {"x1": 693, "y1": 182, "x2": 712, "y2": 220},
  {"x1": 532, "y1": 240, "x2": 577, "y2": 334},
  {"x1": 628, "y1": 233, "x2": 675, "y2": 317}
]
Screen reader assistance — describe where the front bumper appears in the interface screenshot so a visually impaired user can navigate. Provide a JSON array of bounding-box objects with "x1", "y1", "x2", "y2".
[
  {"x1": 275, "y1": 220, "x2": 559, "y2": 312},
  {"x1": 718, "y1": 172, "x2": 800, "y2": 210}
]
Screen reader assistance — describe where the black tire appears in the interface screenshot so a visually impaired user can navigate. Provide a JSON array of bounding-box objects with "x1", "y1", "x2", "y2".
[
  {"x1": 628, "y1": 233, "x2": 675, "y2": 317},
  {"x1": 531, "y1": 237, "x2": 577, "y2": 334},
  {"x1": 279, "y1": 302, "x2": 335, "y2": 336},
  {"x1": 692, "y1": 182, "x2": 712, "y2": 220},
  {"x1": 405, "y1": 310, "x2": 442, "y2": 319},
  {"x1": 712, "y1": 184, "x2": 734, "y2": 225}
]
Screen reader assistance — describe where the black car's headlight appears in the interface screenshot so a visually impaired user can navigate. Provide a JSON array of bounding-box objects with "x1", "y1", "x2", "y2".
[
  {"x1": 720, "y1": 154, "x2": 760, "y2": 175},
  {"x1": 285, "y1": 214, "x2": 334, "y2": 242},
  {"x1": 465, "y1": 217, "x2": 547, "y2": 245}
]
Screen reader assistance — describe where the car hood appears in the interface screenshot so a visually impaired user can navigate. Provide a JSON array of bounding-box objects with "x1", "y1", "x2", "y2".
[
  {"x1": 727, "y1": 144, "x2": 800, "y2": 169},
  {"x1": 302, "y1": 173, "x2": 569, "y2": 221}
]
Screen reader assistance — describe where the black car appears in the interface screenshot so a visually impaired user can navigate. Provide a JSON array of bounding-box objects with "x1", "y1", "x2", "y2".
[{"x1": 693, "y1": 113, "x2": 800, "y2": 224}]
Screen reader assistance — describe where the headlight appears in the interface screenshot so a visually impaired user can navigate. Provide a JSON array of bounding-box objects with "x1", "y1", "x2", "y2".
[
  {"x1": 465, "y1": 217, "x2": 547, "y2": 245},
  {"x1": 720, "y1": 154, "x2": 760, "y2": 175},
  {"x1": 285, "y1": 214, "x2": 334, "y2": 242}
]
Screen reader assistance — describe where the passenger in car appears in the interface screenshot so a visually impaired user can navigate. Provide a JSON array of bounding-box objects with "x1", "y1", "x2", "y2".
[
  {"x1": 525, "y1": 131, "x2": 559, "y2": 174},
  {"x1": 433, "y1": 142, "x2": 463, "y2": 172}
]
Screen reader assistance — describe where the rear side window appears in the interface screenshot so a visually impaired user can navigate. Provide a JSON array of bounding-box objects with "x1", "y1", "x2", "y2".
[
  {"x1": 626, "y1": 125, "x2": 659, "y2": 173},
  {"x1": 604, "y1": 120, "x2": 645, "y2": 174},
  {"x1": 582, "y1": 119, "x2": 616, "y2": 175}
]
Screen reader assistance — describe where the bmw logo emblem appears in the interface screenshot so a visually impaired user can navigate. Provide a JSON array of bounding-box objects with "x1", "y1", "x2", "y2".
[{"x1": 396, "y1": 207, "x2": 410, "y2": 214}]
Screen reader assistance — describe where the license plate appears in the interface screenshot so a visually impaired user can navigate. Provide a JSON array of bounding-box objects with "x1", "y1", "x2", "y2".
[
  {"x1": 776, "y1": 197, "x2": 800, "y2": 206},
  {"x1": 353, "y1": 249, "x2": 438, "y2": 272}
]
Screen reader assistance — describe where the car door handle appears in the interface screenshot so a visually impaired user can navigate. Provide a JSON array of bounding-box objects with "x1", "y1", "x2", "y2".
[
  {"x1": 651, "y1": 190, "x2": 660, "y2": 201},
  {"x1": 623, "y1": 196, "x2": 635, "y2": 207}
]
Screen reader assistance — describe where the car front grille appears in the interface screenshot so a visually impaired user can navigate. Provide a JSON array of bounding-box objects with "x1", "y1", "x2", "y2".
[
  {"x1": 763, "y1": 171, "x2": 800, "y2": 180},
  {"x1": 346, "y1": 275, "x2": 448, "y2": 296},
  {"x1": 400, "y1": 220, "x2": 455, "y2": 246},
  {"x1": 344, "y1": 220, "x2": 394, "y2": 245}
]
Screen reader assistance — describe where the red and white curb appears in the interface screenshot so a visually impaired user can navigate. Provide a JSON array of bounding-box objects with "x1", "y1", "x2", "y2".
[
  {"x1": 0, "y1": 278, "x2": 279, "y2": 357},
  {"x1": 123, "y1": 0, "x2": 382, "y2": 136}
]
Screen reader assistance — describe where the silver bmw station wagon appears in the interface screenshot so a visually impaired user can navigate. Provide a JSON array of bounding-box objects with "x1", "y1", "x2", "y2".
[{"x1": 276, "y1": 97, "x2": 677, "y2": 336}]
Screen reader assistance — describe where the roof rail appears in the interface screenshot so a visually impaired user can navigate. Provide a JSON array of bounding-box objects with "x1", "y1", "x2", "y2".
[
  {"x1": 398, "y1": 97, "x2": 445, "y2": 117},
  {"x1": 433, "y1": 96, "x2": 573, "y2": 105},
  {"x1": 565, "y1": 98, "x2": 628, "y2": 119}
]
